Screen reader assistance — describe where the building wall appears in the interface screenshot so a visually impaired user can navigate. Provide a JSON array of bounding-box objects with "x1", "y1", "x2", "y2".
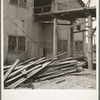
[
  {"x1": 4, "y1": 0, "x2": 86, "y2": 64},
  {"x1": 4, "y1": 0, "x2": 34, "y2": 64},
  {"x1": 33, "y1": 22, "x2": 53, "y2": 58},
  {"x1": 53, "y1": 0, "x2": 83, "y2": 12}
]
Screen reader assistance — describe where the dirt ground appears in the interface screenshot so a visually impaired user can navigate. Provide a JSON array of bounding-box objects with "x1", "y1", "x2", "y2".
[{"x1": 17, "y1": 68, "x2": 96, "y2": 89}]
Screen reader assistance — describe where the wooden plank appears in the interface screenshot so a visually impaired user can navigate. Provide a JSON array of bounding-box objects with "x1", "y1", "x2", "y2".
[
  {"x1": 8, "y1": 57, "x2": 46, "y2": 78},
  {"x1": 4, "y1": 59, "x2": 20, "y2": 81},
  {"x1": 35, "y1": 69, "x2": 77, "y2": 81},
  {"x1": 6, "y1": 65, "x2": 42, "y2": 84},
  {"x1": 34, "y1": 52, "x2": 67, "y2": 65},
  {"x1": 69, "y1": 21, "x2": 74, "y2": 57},
  {"x1": 7, "y1": 61, "x2": 51, "y2": 89},
  {"x1": 18, "y1": 57, "x2": 35, "y2": 66},
  {"x1": 4, "y1": 57, "x2": 36, "y2": 70},
  {"x1": 44, "y1": 63, "x2": 77, "y2": 73},
  {"x1": 88, "y1": 14, "x2": 93, "y2": 69},
  {"x1": 53, "y1": 18, "x2": 57, "y2": 56},
  {"x1": 48, "y1": 60, "x2": 77, "y2": 66},
  {"x1": 55, "y1": 57, "x2": 74, "y2": 62},
  {"x1": 36, "y1": 65, "x2": 78, "y2": 78},
  {"x1": 4, "y1": 57, "x2": 35, "y2": 71}
]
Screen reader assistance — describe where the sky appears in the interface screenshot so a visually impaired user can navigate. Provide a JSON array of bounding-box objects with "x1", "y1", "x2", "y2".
[{"x1": 82, "y1": 0, "x2": 96, "y2": 7}]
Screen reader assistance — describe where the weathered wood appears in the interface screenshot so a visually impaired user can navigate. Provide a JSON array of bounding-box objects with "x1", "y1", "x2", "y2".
[
  {"x1": 6, "y1": 65, "x2": 42, "y2": 84},
  {"x1": 48, "y1": 60, "x2": 77, "y2": 66},
  {"x1": 18, "y1": 57, "x2": 35, "y2": 66},
  {"x1": 7, "y1": 61, "x2": 51, "y2": 89},
  {"x1": 4, "y1": 57, "x2": 36, "y2": 72},
  {"x1": 70, "y1": 21, "x2": 74, "y2": 57},
  {"x1": 4, "y1": 59, "x2": 20, "y2": 81},
  {"x1": 53, "y1": 18, "x2": 57, "y2": 56},
  {"x1": 4, "y1": 57, "x2": 36, "y2": 70},
  {"x1": 56, "y1": 57, "x2": 74, "y2": 62},
  {"x1": 36, "y1": 65, "x2": 77, "y2": 78},
  {"x1": 35, "y1": 52, "x2": 67, "y2": 65},
  {"x1": 7, "y1": 57, "x2": 46, "y2": 78},
  {"x1": 88, "y1": 14, "x2": 93, "y2": 70},
  {"x1": 35, "y1": 69, "x2": 77, "y2": 81},
  {"x1": 44, "y1": 63, "x2": 77, "y2": 73}
]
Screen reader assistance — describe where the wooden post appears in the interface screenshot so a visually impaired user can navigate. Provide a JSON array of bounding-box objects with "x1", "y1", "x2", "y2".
[
  {"x1": 53, "y1": 18, "x2": 57, "y2": 56},
  {"x1": 69, "y1": 21, "x2": 74, "y2": 57},
  {"x1": 88, "y1": 14, "x2": 93, "y2": 70}
]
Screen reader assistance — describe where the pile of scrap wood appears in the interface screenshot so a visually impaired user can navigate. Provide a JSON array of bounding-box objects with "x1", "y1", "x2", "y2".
[{"x1": 4, "y1": 52, "x2": 85, "y2": 89}]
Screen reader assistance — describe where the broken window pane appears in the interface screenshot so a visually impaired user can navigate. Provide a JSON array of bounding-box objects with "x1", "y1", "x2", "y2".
[
  {"x1": 8, "y1": 36, "x2": 17, "y2": 52},
  {"x1": 75, "y1": 41, "x2": 83, "y2": 53},
  {"x1": 18, "y1": 36, "x2": 26, "y2": 52},
  {"x1": 10, "y1": 0, "x2": 18, "y2": 4},
  {"x1": 77, "y1": 25, "x2": 81, "y2": 30}
]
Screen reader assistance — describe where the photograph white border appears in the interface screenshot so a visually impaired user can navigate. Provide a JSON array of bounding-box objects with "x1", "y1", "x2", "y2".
[{"x1": 1, "y1": 0, "x2": 99, "y2": 100}]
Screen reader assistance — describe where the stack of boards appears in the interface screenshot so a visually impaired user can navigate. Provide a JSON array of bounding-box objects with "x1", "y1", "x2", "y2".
[{"x1": 4, "y1": 52, "x2": 82, "y2": 89}]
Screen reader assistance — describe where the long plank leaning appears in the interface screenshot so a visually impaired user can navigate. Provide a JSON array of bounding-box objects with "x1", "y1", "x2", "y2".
[
  {"x1": 4, "y1": 57, "x2": 36, "y2": 71},
  {"x1": 7, "y1": 61, "x2": 51, "y2": 89},
  {"x1": 18, "y1": 57, "x2": 35, "y2": 66},
  {"x1": 35, "y1": 52, "x2": 67, "y2": 65},
  {"x1": 4, "y1": 59, "x2": 20, "y2": 81},
  {"x1": 8, "y1": 57, "x2": 46, "y2": 78},
  {"x1": 6, "y1": 65, "x2": 42, "y2": 83}
]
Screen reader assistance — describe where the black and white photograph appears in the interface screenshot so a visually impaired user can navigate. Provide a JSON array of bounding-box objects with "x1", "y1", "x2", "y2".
[{"x1": 2, "y1": 0, "x2": 97, "y2": 91}]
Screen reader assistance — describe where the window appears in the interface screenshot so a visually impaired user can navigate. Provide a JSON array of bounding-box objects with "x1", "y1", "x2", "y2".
[
  {"x1": 8, "y1": 36, "x2": 17, "y2": 52},
  {"x1": 8, "y1": 36, "x2": 26, "y2": 52},
  {"x1": 10, "y1": 0, "x2": 18, "y2": 4},
  {"x1": 77, "y1": 25, "x2": 81, "y2": 30},
  {"x1": 57, "y1": 40, "x2": 67, "y2": 53},
  {"x1": 75, "y1": 41, "x2": 83, "y2": 53},
  {"x1": 10, "y1": 0, "x2": 27, "y2": 7},
  {"x1": 18, "y1": 36, "x2": 26, "y2": 52}
]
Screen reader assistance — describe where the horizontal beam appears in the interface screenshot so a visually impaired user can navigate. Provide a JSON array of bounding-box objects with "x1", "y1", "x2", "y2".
[
  {"x1": 57, "y1": 19, "x2": 96, "y2": 30},
  {"x1": 37, "y1": 21, "x2": 71, "y2": 25},
  {"x1": 74, "y1": 28, "x2": 96, "y2": 34}
]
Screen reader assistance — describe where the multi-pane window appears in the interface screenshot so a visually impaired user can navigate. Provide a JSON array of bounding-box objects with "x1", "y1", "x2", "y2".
[
  {"x1": 10, "y1": 0, "x2": 27, "y2": 7},
  {"x1": 8, "y1": 36, "x2": 17, "y2": 52},
  {"x1": 77, "y1": 25, "x2": 81, "y2": 30},
  {"x1": 75, "y1": 41, "x2": 83, "y2": 53},
  {"x1": 18, "y1": 36, "x2": 26, "y2": 52},
  {"x1": 10, "y1": 0, "x2": 18, "y2": 4},
  {"x1": 8, "y1": 36, "x2": 26, "y2": 52},
  {"x1": 57, "y1": 40, "x2": 67, "y2": 53}
]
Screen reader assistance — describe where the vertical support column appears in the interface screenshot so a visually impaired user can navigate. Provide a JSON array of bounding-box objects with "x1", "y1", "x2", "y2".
[
  {"x1": 88, "y1": 14, "x2": 93, "y2": 70},
  {"x1": 69, "y1": 21, "x2": 74, "y2": 57},
  {"x1": 53, "y1": 18, "x2": 57, "y2": 56},
  {"x1": 83, "y1": 31, "x2": 86, "y2": 57}
]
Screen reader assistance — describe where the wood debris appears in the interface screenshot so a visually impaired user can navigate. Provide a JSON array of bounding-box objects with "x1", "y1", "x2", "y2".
[{"x1": 4, "y1": 52, "x2": 85, "y2": 89}]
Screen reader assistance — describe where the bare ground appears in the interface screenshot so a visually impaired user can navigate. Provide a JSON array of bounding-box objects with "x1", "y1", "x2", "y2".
[{"x1": 17, "y1": 68, "x2": 96, "y2": 89}]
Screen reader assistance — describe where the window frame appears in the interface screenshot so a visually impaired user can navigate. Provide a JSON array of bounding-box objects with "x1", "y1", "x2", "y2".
[
  {"x1": 8, "y1": 35, "x2": 26, "y2": 53},
  {"x1": 57, "y1": 40, "x2": 68, "y2": 53},
  {"x1": 74, "y1": 41, "x2": 83, "y2": 54},
  {"x1": 10, "y1": 0, "x2": 27, "y2": 8}
]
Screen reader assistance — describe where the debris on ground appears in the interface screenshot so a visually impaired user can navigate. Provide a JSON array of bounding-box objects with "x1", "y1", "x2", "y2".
[{"x1": 4, "y1": 52, "x2": 96, "y2": 89}]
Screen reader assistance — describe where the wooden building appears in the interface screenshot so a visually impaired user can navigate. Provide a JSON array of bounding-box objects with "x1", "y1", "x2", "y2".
[{"x1": 3, "y1": 0, "x2": 87, "y2": 65}]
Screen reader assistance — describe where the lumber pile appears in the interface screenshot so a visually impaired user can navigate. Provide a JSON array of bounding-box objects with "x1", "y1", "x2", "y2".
[{"x1": 4, "y1": 52, "x2": 84, "y2": 89}]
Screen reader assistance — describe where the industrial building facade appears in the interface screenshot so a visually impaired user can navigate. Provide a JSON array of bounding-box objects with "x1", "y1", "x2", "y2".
[{"x1": 4, "y1": 0, "x2": 86, "y2": 65}]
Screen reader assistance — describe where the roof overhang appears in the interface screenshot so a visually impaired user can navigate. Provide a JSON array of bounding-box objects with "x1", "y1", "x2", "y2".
[{"x1": 34, "y1": 6, "x2": 96, "y2": 21}]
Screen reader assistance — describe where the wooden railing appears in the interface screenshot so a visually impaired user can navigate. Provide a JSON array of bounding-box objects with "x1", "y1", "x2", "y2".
[{"x1": 34, "y1": 1, "x2": 83, "y2": 14}]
